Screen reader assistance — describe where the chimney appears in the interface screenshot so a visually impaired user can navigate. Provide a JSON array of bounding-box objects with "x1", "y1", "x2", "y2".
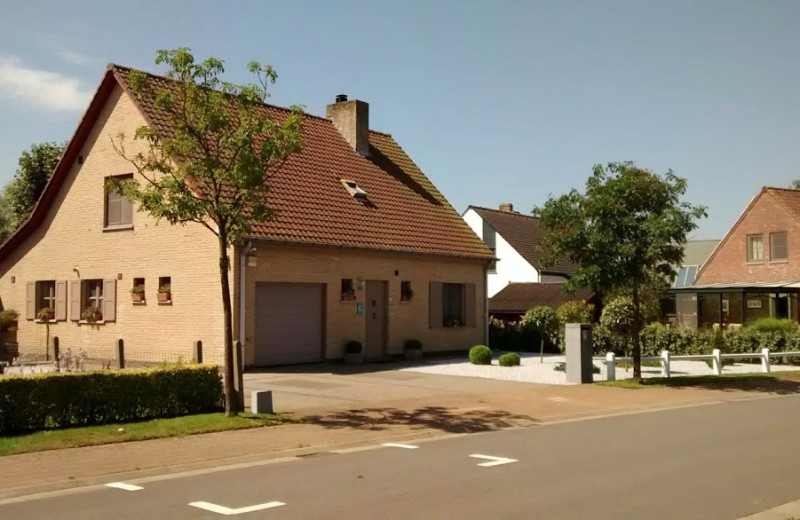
[
  {"x1": 326, "y1": 95, "x2": 370, "y2": 157},
  {"x1": 499, "y1": 203, "x2": 514, "y2": 213}
]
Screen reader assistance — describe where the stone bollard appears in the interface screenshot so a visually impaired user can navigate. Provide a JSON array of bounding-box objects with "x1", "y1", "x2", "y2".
[
  {"x1": 193, "y1": 340, "x2": 203, "y2": 364},
  {"x1": 116, "y1": 339, "x2": 125, "y2": 369},
  {"x1": 712, "y1": 348, "x2": 722, "y2": 375},
  {"x1": 605, "y1": 352, "x2": 616, "y2": 381},
  {"x1": 660, "y1": 350, "x2": 671, "y2": 378},
  {"x1": 761, "y1": 348, "x2": 771, "y2": 373},
  {"x1": 52, "y1": 336, "x2": 60, "y2": 362}
]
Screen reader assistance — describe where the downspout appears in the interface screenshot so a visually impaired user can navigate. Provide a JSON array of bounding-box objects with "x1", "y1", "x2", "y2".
[
  {"x1": 485, "y1": 261, "x2": 490, "y2": 347},
  {"x1": 239, "y1": 241, "x2": 254, "y2": 350}
]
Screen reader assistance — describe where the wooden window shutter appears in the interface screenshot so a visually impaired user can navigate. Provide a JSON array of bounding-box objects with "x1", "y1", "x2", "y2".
[
  {"x1": 55, "y1": 281, "x2": 67, "y2": 321},
  {"x1": 70, "y1": 280, "x2": 81, "y2": 321},
  {"x1": 429, "y1": 281, "x2": 443, "y2": 329},
  {"x1": 26, "y1": 282, "x2": 35, "y2": 320},
  {"x1": 103, "y1": 279, "x2": 116, "y2": 322},
  {"x1": 464, "y1": 283, "x2": 477, "y2": 328}
]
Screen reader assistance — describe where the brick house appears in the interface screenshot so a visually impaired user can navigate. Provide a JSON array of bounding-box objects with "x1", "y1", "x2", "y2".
[
  {"x1": 671, "y1": 187, "x2": 800, "y2": 329},
  {"x1": 0, "y1": 65, "x2": 493, "y2": 366}
]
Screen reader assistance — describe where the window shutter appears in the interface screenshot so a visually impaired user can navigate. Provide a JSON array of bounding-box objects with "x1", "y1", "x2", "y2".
[
  {"x1": 26, "y1": 282, "x2": 35, "y2": 320},
  {"x1": 70, "y1": 280, "x2": 81, "y2": 321},
  {"x1": 429, "y1": 281, "x2": 442, "y2": 329},
  {"x1": 103, "y1": 279, "x2": 117, "y2": 322},
  {"x1": 464, "y1": 283, "x2": 476, "y2": 328},
  {"x1": 55, "y1": 281, "x2": 67, "y2": 321}
]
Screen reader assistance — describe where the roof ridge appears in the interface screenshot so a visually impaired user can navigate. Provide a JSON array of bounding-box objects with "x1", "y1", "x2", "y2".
[
  {"x1": 764, "y1": 186, "x2": 800, "y2": 193},
  {"x1": 469, "y1": 205, "x2": 538, "y2": 219}
]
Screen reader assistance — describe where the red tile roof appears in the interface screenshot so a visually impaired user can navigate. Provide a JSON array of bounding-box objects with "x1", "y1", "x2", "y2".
[{"x1": 489, "y1": 283, "x2": 594, "y2": 313}]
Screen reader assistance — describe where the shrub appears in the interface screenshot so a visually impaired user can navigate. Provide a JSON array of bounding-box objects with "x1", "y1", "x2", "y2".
[
  {"x1": 749, "y1": 318, "x2": 797, "y2": 334},
  {"x1": 469, "y1": 345, "x2": 492, "y2": 365},
  {"x1": 0, "y1": 365, "x2": 223, "y2": 435},
  {"x1": 498, "y1": 352, "x2": 521, "y2": 367},
  {"x1": 556, "y1": 300, "x2": 595, "y2": 326},
  {"x1": 522, "y1": 306, "x2": 560, "y2": 351},
  {"x1": 344, "y1": 340, "x2": 362, "y2": 354},
  {"x1": 600, "y1": 296, "x2": 635, "y2": 337},
  {"x1": 0, "y1": 309, "x2": 19, "y2": 331},
  {"x1": 404, "y1": 339, "x2": 422, "y2": 350}
]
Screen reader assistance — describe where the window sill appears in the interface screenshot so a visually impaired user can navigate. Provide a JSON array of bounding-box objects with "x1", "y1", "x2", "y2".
[
  {"x1": 746, "y1": 261, "x2": 764, "y2": 265},
  {"x1": 770, "y1": 260, "x2": 789, "y2": 264},
  {"x1": 103, "y1": 224, "x2": 134, "y2": 232},
  {"x1": 400, "y1": 299, "x2": 413, "y2": 304},
  {"x1": 158, "y1": 300, "x2": 172, "y2": 305},
  {"x1": 132, "y1": 300, "x2": 147, "y2": 305},
  {"x1": 34, "y1": 319, "x2": 57, "y2": 324},
  {"x1": 78, "y1": 320, "x2": 105, "y2": 325}
]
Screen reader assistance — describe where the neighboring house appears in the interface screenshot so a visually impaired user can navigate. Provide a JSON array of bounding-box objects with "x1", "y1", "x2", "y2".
[
  {"x1": 489, "y1": 282, "x2": 594, "y2": 321},
  {"x1": 671, "y1": 187, "x2": 800, "y2": 329},
  {"x1": 0, "y1": 65, "x2": 493, "y2": 367},
  {"x1": 462, "y1": 204, "x2": 579, "y2": 298}
]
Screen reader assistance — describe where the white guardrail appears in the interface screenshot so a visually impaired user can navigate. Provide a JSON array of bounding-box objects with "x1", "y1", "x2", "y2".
[{"x1": 601, "y1": 349, "x2": 800, "y2": 381}]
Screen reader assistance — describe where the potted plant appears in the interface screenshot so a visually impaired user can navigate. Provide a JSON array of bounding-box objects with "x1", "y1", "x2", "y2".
[
  {"x1": 81, "y1": 306, "x2": 102, "y2": 323},
  {"x1": 36, "y1": 307, "x2": 55, "y2": 322},
  {"x1": 130, "y1": 285, "x2": 145, "y2": 302},
  {"x1": 403, "y1": 339, "x2": 423, "y2": 361},
  {"x1": 401, "y1": 288, "x2": 414, "y2": 302},
  {"x1": 344, "y1": 340, "x2": 364, "y2": 365},
  {"x1": 444, "y1": 315, "x2": 462, "y2": 328},
  {"x1": 158, "y1": 284, "x2": 171, "y2": 302},
  {"x1": 341, "y1": 289, "x2": 356, "y2": 302}
]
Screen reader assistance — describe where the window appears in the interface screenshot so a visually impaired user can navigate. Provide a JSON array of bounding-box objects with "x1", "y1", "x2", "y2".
[
  {"x1": 158, "y1": 276, "x2": 172, "y2": 303},
  {"x1": 341, "y1": 278, "x2": 356, "y2": 301},
  {"x1": 442, "y1": 283, "x2": 464, "y2": 327},
  {"x1": 747, "y1": 235, "x2": 764, "y2": 262},
  {"x1": 70, "y1": 279, "x2": 115, "y2": 322},
  {"x1": 341, "y1": 179, "x2": 367, "y2": 201},
  {"x1": 27, "y1": 280, "x2": 66, "y2": 321},
  {"x1": 82, "y1": 279, "x2": 104, "y2": 319},
  {"x1": 771, "y1": 232, "x2": 788, "y2": 261},
  {"x1": 401, "y1": 281, "x2": 413, "y2": 302},
  {"x1": 105, "y1": 175, "x2": 133, "y2": 228},
  {"x1": 429, "y1": 282, "x2": 476, "y2": 329},
  {"x1": 36, "y1": 281, "x2": 56, "y2": 314},
  {"x1": 132, "y1": 277, "x2": 145, "y2": 302}
]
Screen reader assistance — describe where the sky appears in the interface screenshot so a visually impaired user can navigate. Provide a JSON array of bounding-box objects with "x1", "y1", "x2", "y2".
[{"x1": 0, "y1": 0, "x2": 799, "y2": 240}]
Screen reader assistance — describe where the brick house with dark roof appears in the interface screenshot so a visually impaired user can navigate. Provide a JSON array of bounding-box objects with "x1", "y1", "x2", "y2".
[{"x1": 0, "y1": 64, "x2": 493, "y2": 366}]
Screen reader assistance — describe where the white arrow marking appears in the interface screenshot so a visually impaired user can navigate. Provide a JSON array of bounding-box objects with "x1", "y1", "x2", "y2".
[
  {"x1": 469, "y1": 454, "x2": 518, "y2": 467},
  {"x1": 382, "y1": 443, "x2": 419, "y2": 449},
  {"x1": 105, "y1": 482, "x2": 143, "y2": 491},
  {"x1": 188, "y1": 501, "x2": 285, "y2": 515}
]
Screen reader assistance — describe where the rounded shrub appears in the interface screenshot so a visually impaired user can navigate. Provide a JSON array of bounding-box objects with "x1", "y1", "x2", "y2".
[
  {"x1": 344, "y1": 340, "x2": 362, "y2": 354},
  {"x1": 469, "y1": 345, "x2": 492, "y2": 365},
  {"x1": 498, "y1": 352, "x2": 521, "y2": 367},
  {"x1": 404, "y1": 339, "x2": 423, "y2": 350}
]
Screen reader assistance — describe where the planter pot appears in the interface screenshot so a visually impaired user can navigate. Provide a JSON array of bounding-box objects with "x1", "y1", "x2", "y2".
[
  {"x1": 344, "y1": 352, "x2": 364, "y2": 365},
  {"x1": 404, "y1": 349, "x2": 423, "y2": 361},
  {"x1": 131, "y1": 293, "x2": 145, "y2": 303},
  {"x1": 157, "y1": 292, "x2": 171, "y2": 302}
]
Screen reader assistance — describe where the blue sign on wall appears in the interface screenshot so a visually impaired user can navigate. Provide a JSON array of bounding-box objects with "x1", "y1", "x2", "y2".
[{"x1": 356, "y1": 302, "x2": 364, "y2": 316}]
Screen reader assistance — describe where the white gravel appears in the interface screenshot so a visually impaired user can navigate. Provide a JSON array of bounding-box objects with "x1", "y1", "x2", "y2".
[{"x1": 397, "y1": 352, "x2": 800, "y2": 385}]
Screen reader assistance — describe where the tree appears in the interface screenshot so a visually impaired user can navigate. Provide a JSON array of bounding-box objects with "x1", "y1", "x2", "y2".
[
  {"x1": 114, "y1": 49, "x2": 303, "y2": 415},
  {"x1": 5, "y1": 142, "x2": 66, "y2": 229},
  {"x1": 535, "y1": 162, "x2": 705, "y2": 380},
  {"x1": 792, "y1": 180, "x2": 800, "y2": 190},
  {"x1": 522, "y1": 306, "x2": 559, "y2": 362}
]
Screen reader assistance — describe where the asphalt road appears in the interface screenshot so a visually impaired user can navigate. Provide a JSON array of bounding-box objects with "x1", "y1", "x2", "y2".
[{"x1": 4, "y1": 395, "x2": 800, "y2": 519}]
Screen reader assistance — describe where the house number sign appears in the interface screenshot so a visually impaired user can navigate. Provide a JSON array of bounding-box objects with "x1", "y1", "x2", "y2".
[
  {"x1": 747, "y1": 299, "x2": 762, "y2": 309},
  {"x1": 356, "y1": 303, "x2": 364, "y2": 316}
]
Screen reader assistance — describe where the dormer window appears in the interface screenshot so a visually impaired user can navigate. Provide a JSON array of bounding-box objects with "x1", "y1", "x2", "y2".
[{"x1": 341, "y1": 179, "x2": 367, "y2": 201}]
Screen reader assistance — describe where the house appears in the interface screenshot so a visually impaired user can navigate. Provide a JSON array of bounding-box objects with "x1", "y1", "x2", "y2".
[
  {"x1": 462, "y1": 204, "x2": 579, "y2": 298},
  {"x1": 0, "y1": 64, "x2": 493, "y2": 367},
  {"x1": 488, "y1": 282, "x2": 594, "y2": 321},
  {"x1": 671, "y1": 187, "x2": 800, "y2": 329}
]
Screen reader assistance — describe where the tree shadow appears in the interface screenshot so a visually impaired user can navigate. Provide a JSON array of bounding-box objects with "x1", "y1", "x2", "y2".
[
  {"x1": 302, "y1": 406, "x2": 538, "y2": 433},
  {"x1": 648, "y1": 374, "x2": 800, "y2": 395}
]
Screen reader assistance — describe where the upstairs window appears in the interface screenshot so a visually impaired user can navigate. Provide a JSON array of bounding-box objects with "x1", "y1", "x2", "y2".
[
  {"x1": 105, "y1": 174, "x2": 133, "y2": 228},
  {"x1": 771, "y1": 232, "x2": 788, "y2": 261},
  {"x1": 747, "y1": 235, "x2": 763, "y2": 263}
]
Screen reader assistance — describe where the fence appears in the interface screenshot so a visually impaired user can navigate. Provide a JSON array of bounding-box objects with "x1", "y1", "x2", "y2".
[{"x1": 603, "y1": 349, "x2": 800, "y2": 381}]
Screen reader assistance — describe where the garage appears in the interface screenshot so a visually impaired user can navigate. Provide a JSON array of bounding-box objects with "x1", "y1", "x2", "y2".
[{"x1": 254, "y1": 283, "x2": 324, "y2": 366}]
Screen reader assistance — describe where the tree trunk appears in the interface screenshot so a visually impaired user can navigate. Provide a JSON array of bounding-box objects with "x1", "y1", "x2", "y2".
[
  {"x1": 218, "y1": 231, "x2": 239, "y2": 416},
  {"x1": 632, "y1": 282, "x2": 642, "y2": 381}
]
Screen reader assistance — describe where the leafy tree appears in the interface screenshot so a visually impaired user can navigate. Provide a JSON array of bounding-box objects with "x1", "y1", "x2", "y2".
[
  {"x1": 522, "y1": 306, "x2": 559, "y2": 362},
  {"x1": 792, "y1": 179, "x2": 800, "y2": 190},
  {"x1": 0, "y1": 193, "x2": 14, "y2": 244},
  {"x1": 599, "y1": 296, "x2": 635, "y2": 355},
  {"x1": 114, "y1": 48, "x2": 303, "y2": 415},
  {"x1": 535, "y1": 162, "x2": 705, "y2": 380},
  {"x1": 5, "y1": 142, "x2": 66, "y2": 229},
  {"x1": 555, "y1": 300, "x2": 595, "y2": 348}
]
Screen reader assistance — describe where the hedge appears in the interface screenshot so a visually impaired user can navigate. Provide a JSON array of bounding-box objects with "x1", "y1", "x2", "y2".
[{"x1": 0, "y1": 365, "x2": 223, "y2": 435}]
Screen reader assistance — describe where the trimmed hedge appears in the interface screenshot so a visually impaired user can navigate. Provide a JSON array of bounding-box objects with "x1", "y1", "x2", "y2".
[
  {"x1": 404, "y1": 339, "x2": 423, "y2": 350},
  {"x1": 498, "y1": 352, "x2": 521, "y2": 367},
  {"x1": 469, "y1": 345, "x2": 493, "y2": 365},
  {"x1": 0, "y1": 365, "x2": 223, "y2": 435}
]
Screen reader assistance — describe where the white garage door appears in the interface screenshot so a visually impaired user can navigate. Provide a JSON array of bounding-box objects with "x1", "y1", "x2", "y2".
[{"x1": 254, "y1": 283, "x2": 324, "y2": 366}]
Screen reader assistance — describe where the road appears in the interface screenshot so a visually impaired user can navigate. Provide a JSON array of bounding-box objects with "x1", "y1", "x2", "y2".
[{"x1": 3, "y1": 395, "x2": 800, "y2": 519}]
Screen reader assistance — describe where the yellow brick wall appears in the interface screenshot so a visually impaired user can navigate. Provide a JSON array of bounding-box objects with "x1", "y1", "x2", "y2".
[
  {"x1": 0, "y1": 85, "x2": 225, "y2": 364},
  {"x1": 239, "y1": 242, "x2": 487, "y2": 365}
]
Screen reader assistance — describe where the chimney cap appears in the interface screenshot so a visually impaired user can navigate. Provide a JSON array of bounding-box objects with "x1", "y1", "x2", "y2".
[
  {"x1": 335, "y1": 94, "x2": 348, "y2": 103},
  {"x1": 499, "y1": 203, "x2": 514, "y2": 213}
]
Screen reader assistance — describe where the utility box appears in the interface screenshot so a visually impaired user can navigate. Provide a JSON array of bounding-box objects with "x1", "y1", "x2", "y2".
[
  {"x1": 251, "y1": 390, "x2": 274, "y2": 414},
  {"x1": 565, "y1": 323, "x2": 593, "y2": 384}
]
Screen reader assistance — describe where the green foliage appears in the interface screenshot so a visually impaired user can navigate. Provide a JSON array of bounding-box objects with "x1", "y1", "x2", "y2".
[
  {"x1": 80, "y1": 306, "x2": 102, "y2": 323},
  {"x1": 36, "y1": 307, "x2": 54, "y2": 321},
  {"x1": 469, "y1": 345, "x2": 493, "y2": 365},
  {"x1": 0, "y1": 309, "x2": 19, "y2": 331},
  {"x1": 556, "y1": 300, "x2": 594, "y2": 325},
  {"x1": 403, "y1": 339, "x2": 422, "y2": 350},
  {"x1": 0, "y1": 365, "x2": 223, "y2": 435},
  {"x1": 158, "y1": 284, "x2": 171, "y2": 294},
  {"x1": 521, "y1": 306, "x2": 560, "y2": 349},
  {"x1": 344, "y1": 340, "x2": 362, "y2": 354},
  {"x1": 600, "y1": 296, "x2": 635, "y2": 337},
  {"x1": 4, "y1": 142, "x2": 66, "y2": 228},
  {"x1": 498, "y1": 352, "x2": 521, "y2": 367},
  {"x1": 554, "y1": 362, "x2": 600, "y2": 374},
  {"x1": 748, "y1": 318, "x2": 797, "y2": 333}
]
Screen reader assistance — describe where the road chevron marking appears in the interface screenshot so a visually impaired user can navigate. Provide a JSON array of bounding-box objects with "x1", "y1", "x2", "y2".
[
  {"x1": 188, "y1": 501, "x2": 286, "y2": 515},
  {"x1": 469, "y1": 454, "x2": 518, "y2": 467},
  {"x1": 105, "y1": 482, "x2": 143, "y2": 491},
  {"x1": 382, "y1": 443, "x2": 419, "y2": 449}
]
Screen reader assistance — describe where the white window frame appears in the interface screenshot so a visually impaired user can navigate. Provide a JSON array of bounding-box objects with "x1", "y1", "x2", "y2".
[{"x1": 747, "y1": 234, "x2": 764, "y2": 263}]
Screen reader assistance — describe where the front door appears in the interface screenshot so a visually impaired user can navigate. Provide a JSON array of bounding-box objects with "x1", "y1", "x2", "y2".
[{"x1": 365, "y1": 280, "x2": 387, "y2": 359}]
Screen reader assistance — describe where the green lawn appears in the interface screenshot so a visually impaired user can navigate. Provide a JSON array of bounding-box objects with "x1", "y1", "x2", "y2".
[
  {"x1": 598, "y1": 370, "x2": 800, "y2": 390},
  {"x1": 0, "y1": 413, "x2": 290, "y2": 457}
]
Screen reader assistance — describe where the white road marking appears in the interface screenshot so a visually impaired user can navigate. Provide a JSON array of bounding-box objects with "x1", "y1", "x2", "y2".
[
  {"x1": 469, "y1": 454, "x2": 518, "y2": 467},
  {"x1": 382, "y1": 443, "x2": 419, "y2": 449},
  {"x1": 105, "y1": 482, "x2": 143, "y2": 491},
  {"x1": 188, "y1": 501, "x2": 285, "y2": 515}
]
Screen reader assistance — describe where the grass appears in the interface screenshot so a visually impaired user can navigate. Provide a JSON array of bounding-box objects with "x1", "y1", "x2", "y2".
[
  {"x1": 0, "y1": 412, "x2": 291, "y2": 457},
  {"x1": 598, "y1": 370, "x2": 800, "y2": 390}
]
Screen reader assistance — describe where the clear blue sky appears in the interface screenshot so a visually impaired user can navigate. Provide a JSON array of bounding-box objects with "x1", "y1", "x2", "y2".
[{"x1": 1, "y1": 0, "x2": 798, "y2": 239}]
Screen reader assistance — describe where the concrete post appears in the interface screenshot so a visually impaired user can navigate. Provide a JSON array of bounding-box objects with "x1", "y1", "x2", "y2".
[
  {"x1": 193, "y1": 340, "x2": 203, "y2": 364},
  {"x1": 565, "y1": 323, "x2": 593, "y2": 384},
  {"x1": 605, "y1": 352, "x2": 616, "y2": 381},
  {"x1": 116, "y1": 339, "x2": 125, "y2": 369},
  {"x1": 761, "y1": 348, "x2": 771, "y2": 373},
  {"x1": 660, "y1": 350, "x2": 671, "y2": 378},
  {"x1": 234, "y1": 341, "x2": 245, "y2": 410},
  {"x1": 712, "y1": 348, "x2": 722, "y2": 375}
]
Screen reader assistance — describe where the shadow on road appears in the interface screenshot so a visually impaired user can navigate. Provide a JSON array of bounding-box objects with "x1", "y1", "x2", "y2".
[
  {"x1": 650, "y1": 374, "x2": 800, "y2": 395},
  {"x1": 302, "y1": 406, "x2": 538, "y2": 433}
]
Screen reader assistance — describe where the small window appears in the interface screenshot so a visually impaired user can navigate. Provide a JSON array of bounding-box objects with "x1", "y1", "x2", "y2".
[
  {"x1": 341, "y1": 179, "x2": 367, "y2": 200},
  {"x1": 771, "y1": 232, "x2": 788, "y2": 261},
  {"x1": 132, "y1": 277, "x2": 145, "y2": 302},
  {"x1": 82, "y1": 279, "x2": 104, "y2": 320},
  {"x1": 747, "y1": 235, "x2": 764, "y2": 262},
  {"x1": 442, "y1": 283, "x2": 464, "y2": 327},
  {"x1": 341, "y1": 278, "x2": 356, "y2": 301},
  {"x1": 158, "y1": 276, "x2": 172, "y2": 303},
  {"x1": 105, "y1": 174, "x2": 133, "y2": 228},
  {"x1": 36, "y1": 281, "x2": 56, "y2": 318},
  {"x1": 401, "y1": 281, "x2": 414, "y2": 302}
]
